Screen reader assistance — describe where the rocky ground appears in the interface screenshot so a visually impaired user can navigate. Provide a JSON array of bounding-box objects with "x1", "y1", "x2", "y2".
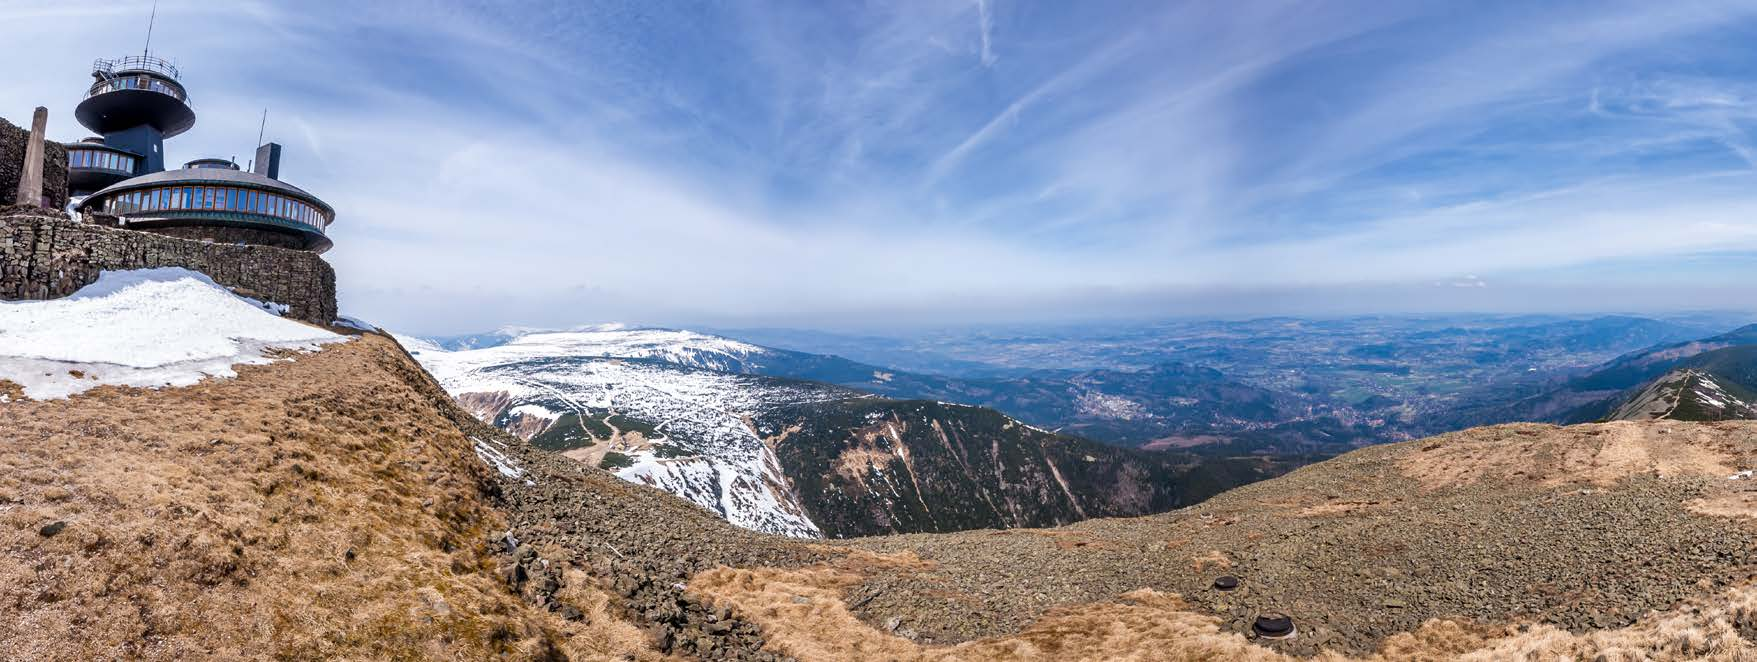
[{"x1": 833, "y1": 421, "x2": 1757, "y2": 657}]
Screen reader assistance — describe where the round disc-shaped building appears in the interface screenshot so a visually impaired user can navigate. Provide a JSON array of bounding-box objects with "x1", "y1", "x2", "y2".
[
  {"x1": 68, "y1": 51, "x2": 338, "y2": 253},
  {"x1": 74, "y1": 56, "x2": 195, "y2": 139},
  {"x1": 66, "y1": 138, "x2": 144, "y2": 195},
  {"x1": 80, "y1": 165, "x2": 335, "y2": 253}
]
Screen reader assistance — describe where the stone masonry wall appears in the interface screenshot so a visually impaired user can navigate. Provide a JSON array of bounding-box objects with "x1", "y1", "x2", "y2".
[
  {"x1": 0, "y1": 209, "x2": 336, "y2": 323},
  {"x1": 142, "y1": 225, "x2": 311, "y2": 251},
  {"x1": 1, "y1": 116, "x2": 69, "y2": 209}
]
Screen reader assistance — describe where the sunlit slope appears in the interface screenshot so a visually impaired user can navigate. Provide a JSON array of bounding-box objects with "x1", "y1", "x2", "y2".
[{"x1": 0, "y1": 333, "x2": 661, "y2": 660}]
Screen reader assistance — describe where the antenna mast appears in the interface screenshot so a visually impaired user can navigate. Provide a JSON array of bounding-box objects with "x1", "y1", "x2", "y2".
[
  {"x1": 256, "y1": 109, "x2": 268, "y2": 146},
  {"x1": 143, "y1": 0, "x2": 158, "y2": 58}
]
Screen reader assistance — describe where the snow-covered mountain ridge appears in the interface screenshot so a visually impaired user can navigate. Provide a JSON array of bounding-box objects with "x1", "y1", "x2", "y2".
[
  {"x1": 398, "y1": 328, "x2": 856, "y2": 537},
  {"x1": 408, "y1": 325, "x2": 774, "y2": 372},
  {"x1": 396, "y1": 326, "x2": 1278, "y2": 538},
  {"x1": 400, "y1": 327, "x2": 853, "y2": 536}
]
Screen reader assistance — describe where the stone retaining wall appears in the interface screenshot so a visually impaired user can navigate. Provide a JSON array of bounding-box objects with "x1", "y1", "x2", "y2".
[
  {"x1": 0, "y1": 209, "x2": 336, "y2": 323},
  {"x1": 143, "y1": 225, "x2": 310, "y2": 251},
  {"x1": 1, "y1": 116, "x2": 69, "y2": 209}
]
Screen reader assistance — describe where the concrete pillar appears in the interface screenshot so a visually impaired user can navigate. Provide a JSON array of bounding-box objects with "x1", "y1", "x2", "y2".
[{"x1": 14, "y1": 107, "x2": 47, "y2": 208}]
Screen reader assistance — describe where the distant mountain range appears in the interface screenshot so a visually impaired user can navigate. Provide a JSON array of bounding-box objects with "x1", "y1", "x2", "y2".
[
  {"x1": 412, "y1": 325, "x2": 1330, "y2": 450},
  {"x1": 396, "y1": 328, "x2": 1293, "y2": 538}
]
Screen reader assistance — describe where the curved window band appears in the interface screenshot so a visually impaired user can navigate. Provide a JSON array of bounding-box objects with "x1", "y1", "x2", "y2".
[
  {"x1": 88, "y1": 76, "x2": 187, "y2": 103},
  {"x1": 100, "y1": 184, "x2": 328, "y2": 232},
  {"x1": 69, "y1": 149, "x2": 138, "y2": 173}
]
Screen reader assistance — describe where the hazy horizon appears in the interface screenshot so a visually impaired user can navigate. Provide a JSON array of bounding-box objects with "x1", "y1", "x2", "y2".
[{"x1": 6, "y1": 1, "x2": 1757, "y2": 334}]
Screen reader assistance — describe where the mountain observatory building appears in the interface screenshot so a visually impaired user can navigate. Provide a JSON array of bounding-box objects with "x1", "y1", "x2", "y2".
[{"x1": 68, "y1": 55, "x2": 336, "y2": 253}]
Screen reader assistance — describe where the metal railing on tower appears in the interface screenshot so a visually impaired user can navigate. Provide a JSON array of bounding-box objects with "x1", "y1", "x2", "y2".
[{"x1": 92, "y1": 55, "x2": 181, "y2": 82}]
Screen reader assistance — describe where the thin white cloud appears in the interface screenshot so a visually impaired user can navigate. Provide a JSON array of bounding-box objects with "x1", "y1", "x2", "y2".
[
  {"x1": 975, "y1": 0, "x2": 995, "y2": 66},
  {"x1": 5, "y1": 0, "x2": 1756, "y2": 333}
]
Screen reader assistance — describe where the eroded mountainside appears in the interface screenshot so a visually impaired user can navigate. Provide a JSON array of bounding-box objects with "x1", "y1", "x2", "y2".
[{"x1": 756, "y1": 398, "x2": 1281, "y2": 537}]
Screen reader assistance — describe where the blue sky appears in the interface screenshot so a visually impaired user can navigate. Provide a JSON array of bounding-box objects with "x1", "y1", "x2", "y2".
[{"x1": 4, "y1": 0, "x2": 1757, "y2": 333}]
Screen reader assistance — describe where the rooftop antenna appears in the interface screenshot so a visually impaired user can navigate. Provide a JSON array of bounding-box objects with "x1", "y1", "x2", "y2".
[
  {"x1": 143, "y1": 0, "x2": 158, "y2": 58},
  {"x1": 246, "y1": 109, "x2": 268, "y2": 171}
]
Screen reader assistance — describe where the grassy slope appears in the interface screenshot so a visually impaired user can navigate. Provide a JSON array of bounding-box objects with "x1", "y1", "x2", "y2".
[{"x1": 0, "y1": 334, "x2": 658, "y2": 661}]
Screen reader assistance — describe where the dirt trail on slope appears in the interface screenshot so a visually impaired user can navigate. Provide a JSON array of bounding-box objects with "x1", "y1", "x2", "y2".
[
  {"x1": 0, "y1": 334, "x2": 661, "y2": 660},
  {"x1": 674, "y1": 421, "x2": 1757, "y2": 660}
]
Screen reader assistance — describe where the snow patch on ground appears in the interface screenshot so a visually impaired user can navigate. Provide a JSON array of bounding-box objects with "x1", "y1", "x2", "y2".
[
  {"x1": 472, "y1": 435, "x2": 525, "y2": 478},
  {"x1": 508, "y1": 403, "x2": 559, "y2": 421},
  {"x1": 334, "y1": 315, "x2": 378, "y2": 331},
  {"x1": 0, "y1": 268, "x2": 347, "y2": 399}
]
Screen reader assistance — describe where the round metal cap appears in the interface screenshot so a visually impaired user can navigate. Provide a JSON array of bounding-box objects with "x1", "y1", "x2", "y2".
[{"x1": 1253, "y1": 613, "x2": 1296, "y2": 639}]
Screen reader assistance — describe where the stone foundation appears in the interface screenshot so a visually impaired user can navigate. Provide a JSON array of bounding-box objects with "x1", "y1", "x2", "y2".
[
  {"x1": 1, "y1": 116, "x2": 69, "y2": 210},
  {"x1": 137, "y1": 224, "x2": 309, "y2": 251},
  {"x1": 0, "y1": 209, "x2": 336, "y2": 323}
]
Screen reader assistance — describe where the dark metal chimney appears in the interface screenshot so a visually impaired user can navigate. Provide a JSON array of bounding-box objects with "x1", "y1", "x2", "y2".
[{"x1": 253, "y1": 142, "x2": 282, "y2": 179}]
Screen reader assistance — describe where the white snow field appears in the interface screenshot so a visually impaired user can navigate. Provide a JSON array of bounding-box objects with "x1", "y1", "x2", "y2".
[
  {"x1": 399, "y1": 327, "x2": 854, "y2": 538},
  {"x1": 0, "y1": 268, "x2": 347, "y2": 399}
]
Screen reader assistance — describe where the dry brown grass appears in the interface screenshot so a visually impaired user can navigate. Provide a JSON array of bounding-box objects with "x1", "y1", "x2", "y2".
[
  {"x1": 1687, "y1": 491, "x2": 1757, "y2": 520},
  {"x1": 691, "y1": 555, "x2": 1757, "y2": 662},
  {"x1": 1295, "y1": 500, "x2": 1388, "y2": 517},
  {"x1": 1188, "y1": 550, "x2": 1232, "y2": 572},
  {"x1": 551, "y1": 567, "x2": 662, "y2": 657},
  {"x1": 0, "y1": 334, "x2": 659, "y2": 661},
  {"x1": 690, "y1": 559, "x2": 1302, "y2": 661},
  {"x1": 1399, "y1": 422, "x2": 1739, "y2": 490}
]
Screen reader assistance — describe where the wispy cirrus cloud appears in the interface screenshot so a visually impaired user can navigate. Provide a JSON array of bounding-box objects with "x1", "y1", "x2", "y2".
[{"x1": 3, "y1": 0, "x2": 1757, "y2": 333}]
